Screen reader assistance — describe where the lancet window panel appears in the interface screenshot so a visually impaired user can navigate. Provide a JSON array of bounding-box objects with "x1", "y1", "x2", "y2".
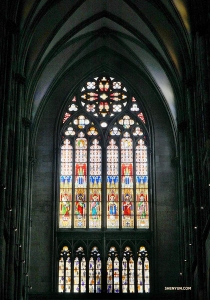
[
  {"x1": 58, "y1": 244, "x2": 150, "y2": 294},
  {"x1": 59, "y1": 82, "x2": 149, "y2": 229}
]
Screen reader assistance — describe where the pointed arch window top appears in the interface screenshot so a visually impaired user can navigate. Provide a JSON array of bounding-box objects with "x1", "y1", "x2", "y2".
[{"x1": 62, "y1": 77, "x2": 146, "y2": 125}]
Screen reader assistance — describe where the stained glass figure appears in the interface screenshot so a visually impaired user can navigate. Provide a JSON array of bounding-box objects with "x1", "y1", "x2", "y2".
[
  {"x1": 137, "y1": 247, "x2": 149, "y2": 293},
  {"x1": 59, "y1": 246, "x2": 71, "y2": 293},
  {"x1": 107, "y1": 247, "x2": 119, "y2": 293},
  {"x1": 136, "y1": 139, "x2": 149, "y2": 228},
  {"x1": 89, "y1": 247, "x2": 102, "y2": 293}
]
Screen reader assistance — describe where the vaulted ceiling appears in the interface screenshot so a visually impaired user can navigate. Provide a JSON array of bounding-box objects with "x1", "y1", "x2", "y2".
[{"x1": 18, "y1": 0, "x2": 192, "y2": 126}]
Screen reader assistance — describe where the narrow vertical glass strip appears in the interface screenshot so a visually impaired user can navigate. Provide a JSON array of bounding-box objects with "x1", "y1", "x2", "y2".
[
  {"x1": 129, "y1": 256, "x2": 135, "y2": 292},
  {"x1": 137, "y1": 256, "x2": 143, "y2": 293},
  {"x1": 74, "y1": 138, "x2": 87, "y2": 228},
  {"x1": 80, "y1": 257, "x2": 86, "y2": 292},
  {"x1": 121, "y1": 137, "x2": 134, "y2": 228},
  {"x1": 96, "y1": 257, "x2": 102, "y2": 293},
  {"x1": 74, "y1": 257, "x2": 80, "y2": 292},
  {"x1": 136, "y1": 139, "x2": 149, "y2": 228},
  {"x1": 113, "y1": 257, "x2": 120, "y2": 293},
  {"x1": 60, "y1": 139, "x2": 72, "y2": 228},
  {"x1": 58, "y1": 257, "x2": 65, "y2": 292},
  {"x1": 107, "y1": 257, "x2": 113, "y2": 293},
  {"x1": 144, "y1": 257, "x2": 150, "y2": 292},
  {"x1": 89, "y1": 257, "x2": 95, "y2": 293},
  {"x1": 107, "y1": 139, "x2": 119, "y2": 228},
  {"x1": 89, "y1": 139, "x2": 102, "y2": 228},
  {"x1": 122, "y1": 257, "x2": 127, "y2": 293}
]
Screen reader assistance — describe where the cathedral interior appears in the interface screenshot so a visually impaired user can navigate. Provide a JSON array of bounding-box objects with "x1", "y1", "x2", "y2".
[{"x1": 0, "y1": 1, "x2": 210, "y2": 299}]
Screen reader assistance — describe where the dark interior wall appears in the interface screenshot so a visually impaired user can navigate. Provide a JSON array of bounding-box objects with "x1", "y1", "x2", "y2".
[{"x1": 29, "y1": 56, "x2": 179, "y2": 294}]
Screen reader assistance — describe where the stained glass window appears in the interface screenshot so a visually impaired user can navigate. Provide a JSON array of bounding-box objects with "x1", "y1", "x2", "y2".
[
  {"x1": 58, "y1": 75, "x2": 150, "y2": 293},
  {"x1": 122, "y1": 247, "x2": 135, "y2": 293},
  {"x1": 59, "y1": 244, "x2": 149, "y2": 294},
  {"x1": 107, "y1": 247, "x2": 119, "y2": 293},
  {"x1": 89, "y1": 247, "x2": 102, "y2": 293},
  {"x1": 58, "y1": 246, "x2": 71, "y2": 293},
  {"x1": 137, "y1": 246, "x2": 150, "y2": 293},
  {"x1": 73, "y1": 247, "x2": 86, "y2": 293}
]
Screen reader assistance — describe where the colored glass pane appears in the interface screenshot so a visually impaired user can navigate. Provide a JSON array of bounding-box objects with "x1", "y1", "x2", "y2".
[
  {"x1": 65, "y1": 127, "x2": 75, "y2": 136},
  {"x1": 59, "y1": 246, "x2": 71, "y2": 292},
  {"x1": 58, "y1": 256, "x2": 65, "y2": 292},
  {"x1": 121, "y1": 138, "x2": 134, "y2": 228},
  {"x1": 80, "y1": 76, "x2": 128, "y2": 118},
  {"x1": 118, "y1": 115, "x2": 134, "y2": 129},
  {"x1": 89, "y1": 140, "x2": 101, "y2": 228},
  {"x1": 74, "y1": 257, "x2": 80, "y2": 292},
  {"x1": 63, "y1": 112, "x2": 71, "y2": 123},
  {"x1": 136, "y1": 140, "x2": 149, "y2": 228},
  {"x1": 138, "y1": 112, "x2": 146, "y2": 123},
  {"x1": 75, "y1": 138, "x2": 87, "y2": 228},
  {"x1": 89, "y1": 247, "x2": 102, "y2": 293},
  {"x1": 137, "y1": 247, "x2": 149, "y2": 293},
  {"x1": 144, "y1": 257, "x2": 150, "y2": 292},
  {"x1": 74, "y1": 115, "x2": 90, "y2": 128},
  {"x1": 60, "y1": 140, "x2": 72, "y2": 228},
  {"x1": 107, "y1": 247, "x2": 119, "y2": 293},
  {"x1": 74, "y1": 248, "x2": 86, "y2": 293},
  {"x1": 107, "y1": 139, "x2": 119, "y2": 228}
]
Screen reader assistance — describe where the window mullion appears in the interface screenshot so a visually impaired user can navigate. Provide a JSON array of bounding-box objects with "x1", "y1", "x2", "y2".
[
  {"x1": 72, "y1": 141, "x2": 75, "y2": 229},
  {"x1": 119, "y1": 137, "x2": 122, "y2": 230}
]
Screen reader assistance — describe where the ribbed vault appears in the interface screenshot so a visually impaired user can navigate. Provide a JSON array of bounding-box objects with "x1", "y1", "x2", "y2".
[{"x1": 17, "y1": 0, "x2": 191, "y2": 128}]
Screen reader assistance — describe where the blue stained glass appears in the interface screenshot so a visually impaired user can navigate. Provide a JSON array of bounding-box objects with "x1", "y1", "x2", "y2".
[
  {"x1": 90, "y1": 176, "x2": 102, "y2": 184},
  {"x1": 136, "y1": 176, "x2": 148, "y2": 184},
  {"x1": 107, "y1": 176, "x2": 119, "y2": 184}
]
